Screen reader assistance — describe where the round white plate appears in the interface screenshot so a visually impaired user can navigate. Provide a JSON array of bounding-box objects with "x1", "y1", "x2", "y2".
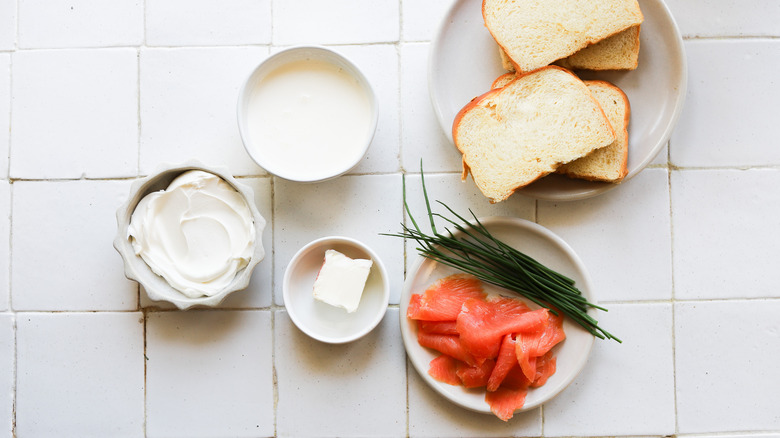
[
  {"x1": 400, "y1": 217, "x2": 597, "y2": 414},
  {"x1": 429, "y1": 0, "x2": 687, "y2": 201},
  {"x1": 284, "y1": 236, "x2": 389, "y2": 344}
]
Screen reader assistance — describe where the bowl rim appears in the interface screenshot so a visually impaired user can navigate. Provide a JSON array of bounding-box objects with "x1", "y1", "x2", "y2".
[
  {"x1": 236, "y1": 45, "x2": 379, "y2": 183},
  {"x1": 113, "y1": 160, "x2": 267, "y2": 310},
  {"x1": 282, "y1": 235, "x2": 390, "y2": 344}
]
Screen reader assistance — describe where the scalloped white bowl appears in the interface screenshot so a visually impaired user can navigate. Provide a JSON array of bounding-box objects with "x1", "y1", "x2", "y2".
[{"x1": 113, "y1": 161, "x2": 266, "y2": 310}]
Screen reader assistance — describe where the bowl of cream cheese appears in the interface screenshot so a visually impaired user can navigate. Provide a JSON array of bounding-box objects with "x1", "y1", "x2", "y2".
[
  {"x1": 237, "y1": 46, "x2": 378, "y2": 182},
  {"x1": 114, "y1": 161, "x2": 266, "y2": 309}
]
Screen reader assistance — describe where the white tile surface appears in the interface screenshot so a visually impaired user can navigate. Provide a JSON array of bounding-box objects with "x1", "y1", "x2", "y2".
[
  {"x1": 0, "y1": 2, "x2": 778, "y2": 436},
  {"x1": 0, "y1": 182, "x2": 8, "y2": 310},
  {"x1": 0, "y1": 0, "x2": 15, "y2": 50},
  {"x1": 146, "y1": 310, "x2": 274, "y2": 438},
  {"x1": 275, "y1": 308, "x2": 406, "y2": 437},
  {"x1": 11, "y1": 180, "x2": 138, "y2": 311},
  {"x1": 273, "y1": 0, "x2": 399, "y2": 45},
  {"x1": 664, "y1": 0, "x2": 780, "y2": 37},
  {"x1": 671, "y1": 169, "x2": 780, "y2": 300},
  {"x1": 146, "y1": 0, "x2": 272, "y2": 47},
  {"x1": 273, "y1": 174, "x2": 404, "y2": 305},
  {"x1": 10, "y1": 49, "x2": 138, "y2": 179},
  {"x1": 402, "y1": 0, "x2": 453, "y2": 42},
  {"x1": 18, "y1": 0, "x2": 143, "y2": 48},
  {"x1": 675, "y1": 300, "x2": 780, "y2": 433},
  {"x1": 0, "y1": 314, "x2": 12, "y2": 436},
  {"x1": 334, "y1": 44, "x2": 401, "y2": 174},
  {"x1": 0, "y1": 54, "x2": 9, "y2": 178},
  {"x1": 139, "y1": 47, "x2": 267, "y2": 176},
  {"x1": 408, "y1": 366, "x2": 541, "y2": 436},
  {"x1": 400, "y1": 42, "x2": 461, "y2": 173},
  {"x1": 543, "y1": 303, "x2": 675, "y2": 436},
  {"x1": 671, "y1": 40, "x2": 780, "y2": 167},
  {"x1": 538, "y1": 169, "x2": 673, "y2": 302},
  {"x1": 15, "y1": 312, "x2": 144, "y2": 437}
]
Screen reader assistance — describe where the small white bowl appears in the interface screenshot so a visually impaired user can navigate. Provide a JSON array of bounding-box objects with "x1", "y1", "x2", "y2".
[
  {"x1": 283, "y1": 236, "x2": 389, "y2": 344},
  {"x1": 113, "y1": 160, "x2": 266, "y2": 310},
  {"x1": 237, "y1": 45, "x2": 378, "y2": 183}
]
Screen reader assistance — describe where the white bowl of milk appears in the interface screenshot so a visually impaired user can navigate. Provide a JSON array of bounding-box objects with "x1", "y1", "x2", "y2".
[{"x1": 238, "y1": 46, "x2": 378, "y2": 182}]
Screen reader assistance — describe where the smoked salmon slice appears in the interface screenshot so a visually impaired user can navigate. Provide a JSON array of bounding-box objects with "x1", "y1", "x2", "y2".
[
  {"x1": 485, "y1": 365, "x2": 531, "y2": 421},
  {"x1": 456, "y1": 358, "x2": 496, "y2": 388},
  {"x1": 417, "y1": 330, "x2": 476, "y2": 365},
  {"x1": 417, "y1": 320, "x2": 459, "y2": 335},
  {"x1": 407, "y1": 274, "x2": 486, "y2": 321},
  {"x1": 525, "y1": 311, "x2": 567, "y2": 357},
  {"x1": 485, "y1": 386, "x2": 528, "y2": 422},
  {"x1": 487, "y1": 334, "x2": 517, "y2": 392},
  {"x1": 457, "y1": 297, "x2": 549, "y2": 359},
  {"x1": 428, "y1": 354, "x2": 461, "y2": 385},
  {"x1": 516, "y1": 311, "x2": 565, "y2": 381},
  {"x1": 530, "y1": 350, "x2": 557, "y2": 387}
]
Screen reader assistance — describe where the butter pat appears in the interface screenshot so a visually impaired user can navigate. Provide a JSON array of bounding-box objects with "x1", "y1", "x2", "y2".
[{"x1": 312, "y1": 249, "x2": 373, "y2": 313}]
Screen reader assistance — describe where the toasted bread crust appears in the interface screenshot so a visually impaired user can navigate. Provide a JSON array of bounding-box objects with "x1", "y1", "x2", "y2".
[
  {"x1": 453, "y1": 66, "x2": 616, "y2": 202},
  {"x1": 558, "y1": 80, "x2": 631, "y2": 182}
]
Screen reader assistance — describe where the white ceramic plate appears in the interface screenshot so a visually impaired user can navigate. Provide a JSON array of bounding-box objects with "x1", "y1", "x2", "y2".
[
  {"x1": 400, "y1": 217, "x2": 596, "y2": 414},
  {"x1": 284, "y1": 236, "x2": 390, "y2": 344},
  {"x1": 429, "y1": 0, "x2": 687, "y2": 201}
]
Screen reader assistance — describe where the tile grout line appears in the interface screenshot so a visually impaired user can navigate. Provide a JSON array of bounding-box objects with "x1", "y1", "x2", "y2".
[
  {"x1": 9, "y1": 2, "x2": 16, "y2": 433},
  {"x1": 7, "y1": 180, "x2": 14, "y2": 436},
  {"x1": 397, "y1": 2, "x2": 410, "y2": 434},
  {"x1": 269, "y1": 165, "x2": 279, "y2": 436},
  {"x1": 3, "y1": 53, "x2": 9, "y2": 181},
  {"x1": 142, "y1": 310, "x2": 148, "y2": 438},
  {"x1": 136, "y1": 46, "x2": 141, "y2": 178},
  {"x1": 5, "y1": 34, "x2": 775, "y2": 52},
  {"x1": 667, "y1": 150, "x2": 680, "y2": 435}
]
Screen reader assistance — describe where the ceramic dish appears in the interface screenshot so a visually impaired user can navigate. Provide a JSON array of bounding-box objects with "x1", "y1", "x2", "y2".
[
  {"x1": 428, "y1": 0, "x2": 687, "y2": 201},
  {"x1": 237, "y1": 46, "x2": 378, "y2": 183},
  {"x1": 113, "y1": 160, "x2": 266, "y2": 310},
  {"x1": 284, "y1": 236, "x2": 389, "y2": 344},
  {"x1": 400, "y1": 216, "x2": 596, "y2": 414}
]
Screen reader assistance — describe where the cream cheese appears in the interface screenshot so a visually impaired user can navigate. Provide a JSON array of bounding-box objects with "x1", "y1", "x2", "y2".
[
  {"x1": 128, "y1": 170, "x2": 255, "y2": 298},
  {"x1": 312, "y1": 249, "x2": 373, "y2": 313}
]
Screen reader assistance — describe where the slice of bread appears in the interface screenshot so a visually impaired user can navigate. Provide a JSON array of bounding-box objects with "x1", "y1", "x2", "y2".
[
  {"x1": 491, "y1": 72, "x2": 516, "y2": 89},
  {"x1": 483, "y1": 0, "x2": 644, "y2": 73},
  {"x1": 558, "y1": 80, "x2": 630, "y2": 182},
  {"x1": 453, "y1": 66, "x2": 616, "y2": 203},
  {"x1": 499, "y1": 25, "x2": 641, "y2": 72},
  {"x1": 490, "y1": 74, "x2": 630, "y2": 183},
  {"x1": 555, "y1": 25, "x2": 641, "y2": 71}
]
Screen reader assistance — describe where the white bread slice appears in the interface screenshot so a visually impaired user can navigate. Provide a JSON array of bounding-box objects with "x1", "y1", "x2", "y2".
[
  {"x1": 558, "y1": 80, "x2": 630, "y2": 181},
  {"x1": 483, "y1": 0, "x2": 644, "y2": 73},
  {"x1": 555, "y1": 25, "x2": 641, "y2": 71},
  {"x1": 491, "y1": 72, "x2": 517, "y2": 89},
  {"x1": 490, "y1": 74, "x2": 630, "y2": 182},
  {"x1": 453, "y1": 66, "x2": 616, "y2": 202},
  {"x1": 499, "y1": 25, "x2": 641, "y2": 72}
]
